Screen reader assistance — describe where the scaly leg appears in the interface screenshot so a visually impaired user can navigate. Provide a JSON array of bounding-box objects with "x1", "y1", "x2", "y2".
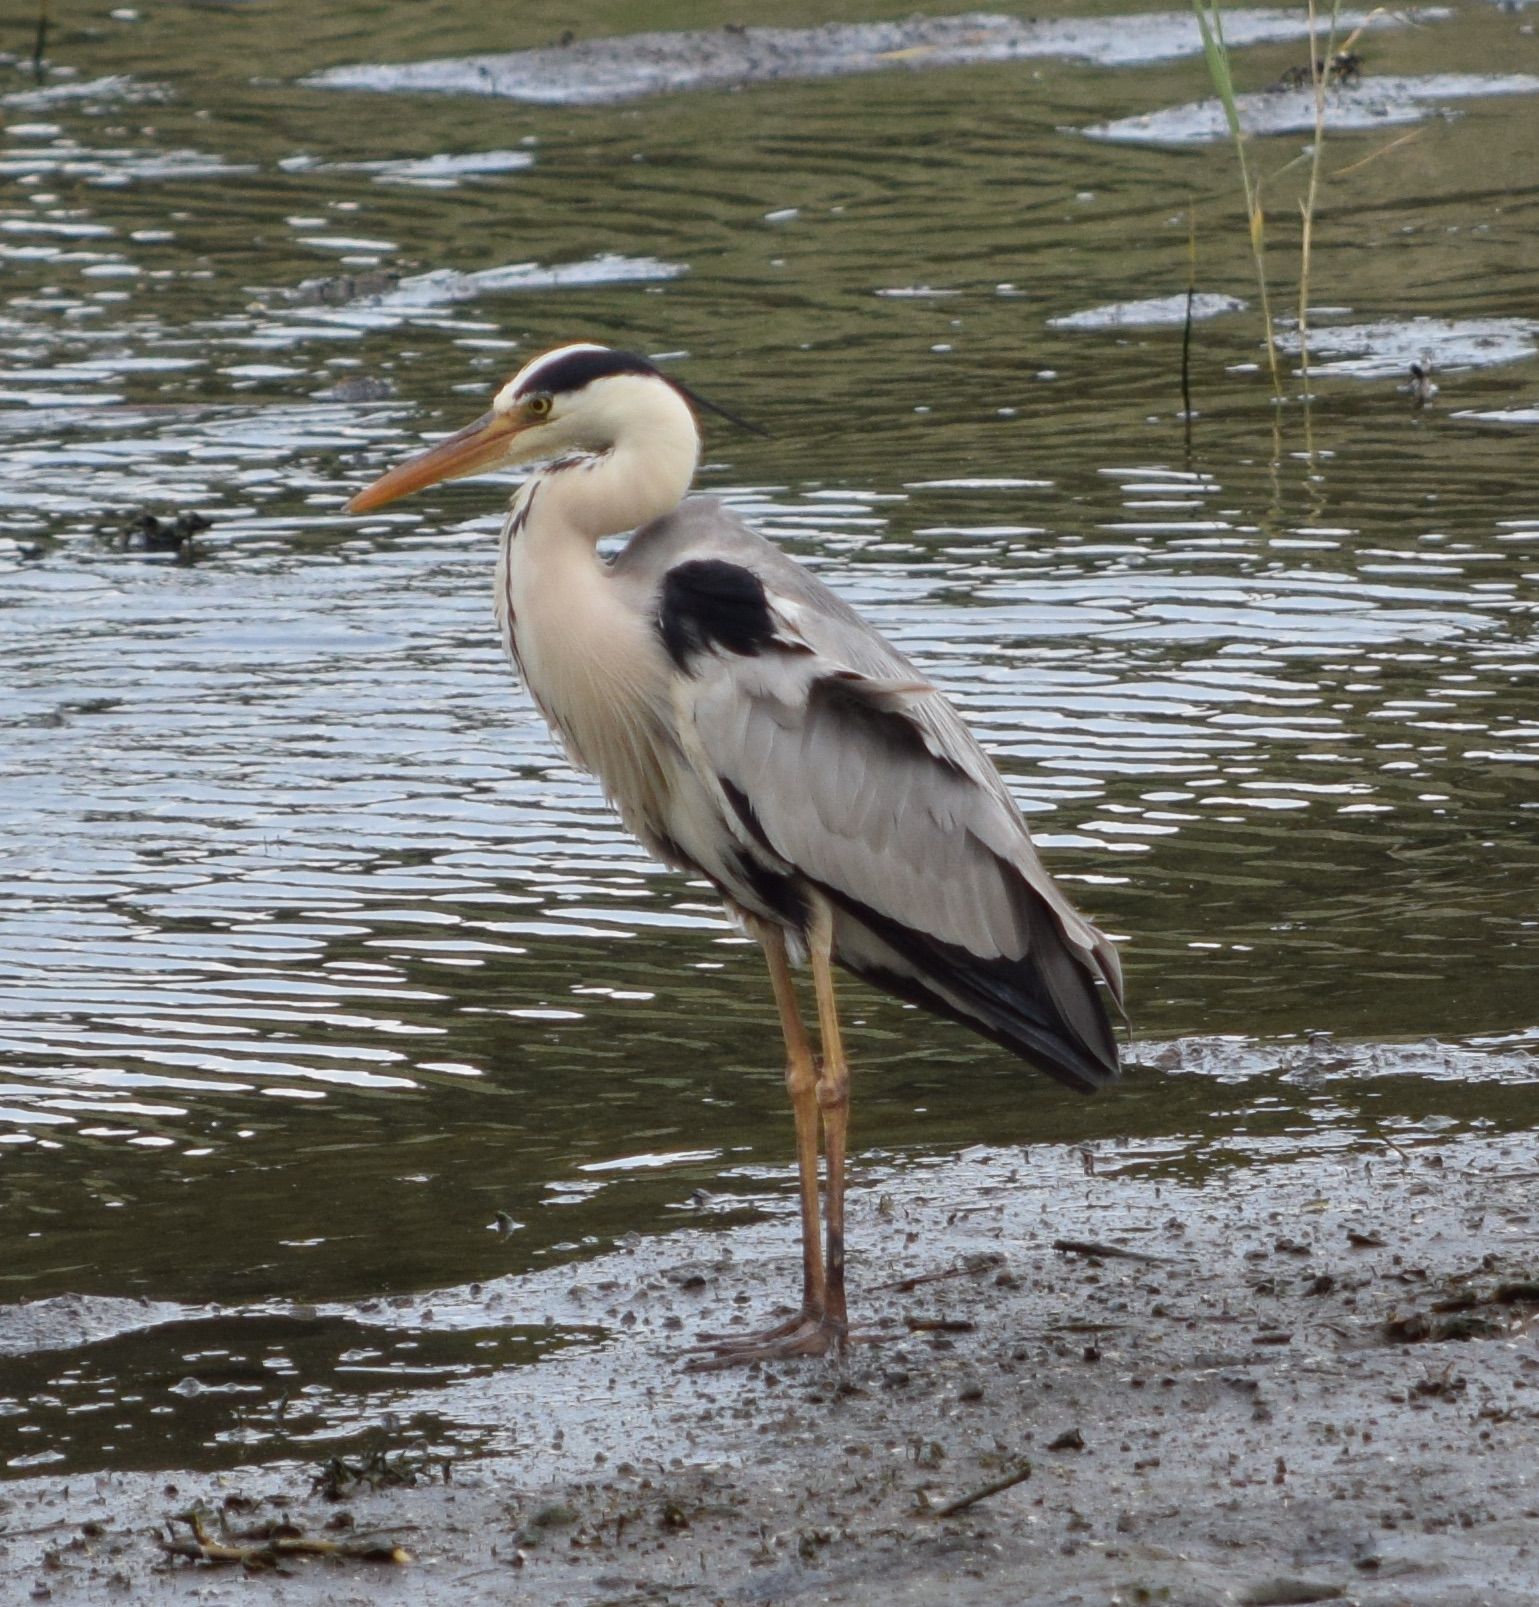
[
  {"x1": 765, "y1": 923, "x2": 826, "y2": 1322},
  {"x1": 808, "y1": 906, "x2": 850, "y2": 1339},
  {"x1": 690, "y1": 924, "x2": 823, "y2": 1350},
  {"x1": 686, "y1": 918, "x2": 848, "y2": 1369}
]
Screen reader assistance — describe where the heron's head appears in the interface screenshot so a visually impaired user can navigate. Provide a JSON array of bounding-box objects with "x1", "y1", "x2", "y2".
[{"x1": 345, "y1": 343, "x2": 699, "y2": 515}]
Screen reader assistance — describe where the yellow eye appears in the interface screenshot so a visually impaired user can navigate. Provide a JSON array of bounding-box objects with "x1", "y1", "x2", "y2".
[{"x1": 527, "y1": 393, "x2": 553, "y2": 417}]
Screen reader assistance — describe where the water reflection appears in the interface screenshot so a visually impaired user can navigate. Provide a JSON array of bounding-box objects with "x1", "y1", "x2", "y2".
[
  {"x1": 2, "y1": 0, "x2": 1537, "y2": 1478},
  {"x1": 1085, "y1": 72, "x2": 1539, "y2": 145},
  {"x1": 0, "y1": 1307, "x2": 567, "y2": 1475}
]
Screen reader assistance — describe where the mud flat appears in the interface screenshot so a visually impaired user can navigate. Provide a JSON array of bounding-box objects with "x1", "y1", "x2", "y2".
[{"x1": 2, "y1": 1130, "x2": 1536, "y2": 1604}]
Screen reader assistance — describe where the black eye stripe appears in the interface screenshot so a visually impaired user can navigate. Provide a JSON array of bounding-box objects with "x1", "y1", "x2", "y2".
[
  {"x1": 515, "y1": 348, "x2": 657, "y2": 400},
  {"x1": 506, "y1": 347, "x2": 767, "y2": 439}
]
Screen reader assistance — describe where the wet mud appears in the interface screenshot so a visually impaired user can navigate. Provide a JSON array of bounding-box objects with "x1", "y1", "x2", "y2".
[{"x1": 3, "y1": 1131, "x2": 1535, "y2": 1604}]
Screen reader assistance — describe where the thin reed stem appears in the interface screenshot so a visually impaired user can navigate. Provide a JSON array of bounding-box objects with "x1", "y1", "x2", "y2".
[
  {"x1": 1191, "y1": 0, "x2": 1283, "y2": 399},
  {"x1": 1297, "y1": 0, "x2": 1344, "y2": 405}
]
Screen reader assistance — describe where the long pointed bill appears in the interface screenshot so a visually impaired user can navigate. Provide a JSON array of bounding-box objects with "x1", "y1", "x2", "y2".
[{"x1": 345, "y1": 410, "x2": 528, "y2": 514}]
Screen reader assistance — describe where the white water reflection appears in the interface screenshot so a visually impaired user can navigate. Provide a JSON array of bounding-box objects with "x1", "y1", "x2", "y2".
[
  {"x1": 0, "y1": 140, "x2": 256, "y2": 185},
  {"x1": 306, "y1": 9, "x2": 1429, "y2": 106},
  {"x1": 1, "y1": 73, "x2": 163, "y2": 109},
  {"x1": 1086, "y1": 72, "x2": 1539, "y2": 144},
  {"x1": 1276, "y1": 317, "x2": 1539, "y2": 379},
  {"x1": 278, "y1": 149, "x2": 536, "y2": 187},
  {"x1": 1050, "y1": 294, "x2": 1246, "y2": 330}
]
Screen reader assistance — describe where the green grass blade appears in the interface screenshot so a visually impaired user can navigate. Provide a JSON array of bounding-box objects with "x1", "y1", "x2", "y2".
[{"x1": 1192, "y1": 0, "x2": 1244, "y2": 146}]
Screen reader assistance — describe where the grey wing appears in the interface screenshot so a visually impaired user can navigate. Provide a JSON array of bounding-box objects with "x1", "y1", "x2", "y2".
[{"x1": 643, "y1": 509, "x2": 1123, "y2": 1092}]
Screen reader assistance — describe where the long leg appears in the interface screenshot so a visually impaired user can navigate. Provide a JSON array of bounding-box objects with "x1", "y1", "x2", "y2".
[
  {"x1": 808, "y1": 903, "x2": 850, "y2": 1337},
  {"x1": 684, "y1": 919, "x2": 845, "y2": 1367},
  {"x1": 760, "y1": 923, "x2": 826, "y2": 1322}
]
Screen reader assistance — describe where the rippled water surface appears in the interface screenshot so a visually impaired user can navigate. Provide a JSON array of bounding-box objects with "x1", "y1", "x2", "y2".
[{"x1": 3, "y1": 0, "x2": 1538, "y2": 1476}]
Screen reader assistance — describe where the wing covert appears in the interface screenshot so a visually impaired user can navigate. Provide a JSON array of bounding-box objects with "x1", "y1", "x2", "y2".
[{"x1": 663, "y1": 561, "x2": 1123, "y2": 1014}]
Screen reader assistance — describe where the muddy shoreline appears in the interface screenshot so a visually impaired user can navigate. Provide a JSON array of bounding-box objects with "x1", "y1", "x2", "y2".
[{"x1": 3, "y1": 1133, "x2": 1536, "y2": 1604}]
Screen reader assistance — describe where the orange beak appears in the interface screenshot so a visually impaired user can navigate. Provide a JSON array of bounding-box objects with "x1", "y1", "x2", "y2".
[{"x1": 346, "y1": 410, "x2": 528, "y2": 514}]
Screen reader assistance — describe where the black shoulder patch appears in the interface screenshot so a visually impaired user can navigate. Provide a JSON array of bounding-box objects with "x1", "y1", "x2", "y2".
[
  {"x1": 518, "y1": 347, "x2": 657, "y2": 399},
  {"x1": 658, "y1": 559, "x2": 777, "y2": 670}
]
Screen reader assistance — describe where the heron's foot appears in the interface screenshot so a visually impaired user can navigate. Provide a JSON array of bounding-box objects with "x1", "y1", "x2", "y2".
[
  {"x1": 682, "y1": 1310, "x2": 847, "y2": 1371},
  {"x1": 686, "y1": 1309, "x2": 809, "y2": 1350}
]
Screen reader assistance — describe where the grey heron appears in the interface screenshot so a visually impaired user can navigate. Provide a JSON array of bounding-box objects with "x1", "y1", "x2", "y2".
[{"x1": 347, "y1": 343, "x2": 1125, "y2": 1365}]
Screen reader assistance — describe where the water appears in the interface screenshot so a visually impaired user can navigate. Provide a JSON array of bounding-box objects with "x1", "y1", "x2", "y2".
[{"x1": 2, "y1": 0, "x2": 1537, "y2": 1477}]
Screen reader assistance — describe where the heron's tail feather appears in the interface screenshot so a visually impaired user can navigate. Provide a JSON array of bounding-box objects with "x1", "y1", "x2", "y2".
[{"x1": 825, "y1": 887, "x2": 1120, "y2": 1094}]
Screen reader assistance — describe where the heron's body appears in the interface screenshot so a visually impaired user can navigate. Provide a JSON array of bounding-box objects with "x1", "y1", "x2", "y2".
[{"x1": 348, "y1": 343, "x2": 1125, "y2": 1363}]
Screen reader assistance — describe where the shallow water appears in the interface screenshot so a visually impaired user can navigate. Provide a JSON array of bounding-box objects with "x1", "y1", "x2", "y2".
[{"x1": 2, "y1": 0, "x2": 1537, "y2": 1477}]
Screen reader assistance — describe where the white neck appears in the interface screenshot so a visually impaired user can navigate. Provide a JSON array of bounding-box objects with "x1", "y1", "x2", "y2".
[
  {"x1": 492, "y1": 380, "x2": 699, "y2": 824},
  {"x1": 522, "y1": 377, "x2": 700, "y2": 544}
]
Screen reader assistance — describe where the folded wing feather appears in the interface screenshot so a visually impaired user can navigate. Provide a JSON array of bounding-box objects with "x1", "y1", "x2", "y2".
[{"x1": 670, "y1": 567, "x2": 1123, "y2": 1079}]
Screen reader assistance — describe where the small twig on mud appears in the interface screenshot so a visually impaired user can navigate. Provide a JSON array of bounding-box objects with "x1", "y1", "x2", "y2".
[
  {"x1": 160, "y1": 1507, "x2": 412, "y2": 1568},
  {"x1": 1375, "y1": 1130, "x2": 1414, "y2": 1165},
  {"x1": 879, "y1": 1252, "x2": 1004, "y2": 1292},
  {"x1": 1494, "y1": 1280, "x2": 1539, "y2": 1305},
  {"x1": 904, "y1": 1316, "x2": 976, "y2": 1334},
  {"x1": 933, "y1": 1460, "x2": 1033, "y2": 1518},
  {"x1": 1052, "y1": 1238, "x2": 1173, "y2": 1265}
]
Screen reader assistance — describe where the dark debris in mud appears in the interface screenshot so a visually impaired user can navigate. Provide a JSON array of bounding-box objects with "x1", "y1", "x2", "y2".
[
  {"x1": 159, "y1": 1504, "x2": 412, "y2": 1570},
  {"x1": 311, "y1": 1446, "x2": 451, "y2": 1502},
  {"x1": 1384, "y1": 1272, "x2": 1539, "y2": 1346}
]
